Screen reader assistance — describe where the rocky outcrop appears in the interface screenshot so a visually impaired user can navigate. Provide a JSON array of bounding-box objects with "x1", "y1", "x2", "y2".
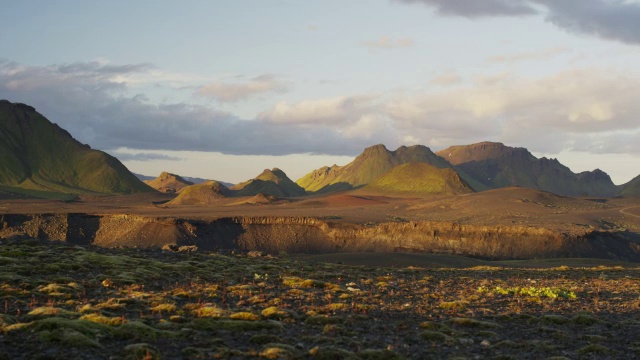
[{"x1": 1, "y1": 213, "x2": 639, "y2": 261}]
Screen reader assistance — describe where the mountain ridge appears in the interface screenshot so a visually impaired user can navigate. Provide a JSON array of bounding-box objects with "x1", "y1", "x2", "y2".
[
  {"x1": 436, "y1": 142, "x2": 617, "y2": 197},
  {"x1": 297, "y1": 144, "x2": 455, "y2": 193},
  {"x1": 0, "y1": 100, "x2": 153, "y2": 197}
]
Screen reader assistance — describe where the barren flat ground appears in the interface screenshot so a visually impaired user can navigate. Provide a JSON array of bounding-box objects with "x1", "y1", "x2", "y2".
[{"x1": 2, "y1": 188, "x2": 640, "y2": 235}]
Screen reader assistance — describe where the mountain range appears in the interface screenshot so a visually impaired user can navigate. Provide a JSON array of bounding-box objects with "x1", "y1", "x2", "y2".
[{"x1": 0, "y1": 100, "x2": 637, "y2": 199}]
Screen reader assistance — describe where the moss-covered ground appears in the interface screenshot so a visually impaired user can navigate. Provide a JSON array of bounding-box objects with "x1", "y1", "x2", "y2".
[{"x1": 0, "y1": 238, "x2": 639, "y2": 359}]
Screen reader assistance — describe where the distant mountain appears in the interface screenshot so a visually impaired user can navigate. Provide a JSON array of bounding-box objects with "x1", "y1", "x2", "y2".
[
  {"x1": 134, "y1": 172, "x2": 234, "y2": 188},
  {"x1": 133, "y1": 173, "x2": 155, "y2": 182},
  {"x1": 0, "y1": 100, "x2": 153, "y2": 197},
  {"x1": 232, "y1": 168, "x2": 305, "y2": 197},
  {"x1": 619, "y1": 174, "x2": 640, "y2": 197},
  {"x1": 183, "y1": 176, "x2": 234, "y2": 187},
  {"x1": 144, "y1": 172, "x2": 193, "y2": 193},
  {"x1": 167, "y1": 181, "x2": 230, "y2": 205},
  {"x1": 436, "y1": 142, "x2": 617, "y2": 197},
  {"x1": 297, "y1": 144, "x2": 457, "y2": 193},
  {"x1": 358, "y1": 163, "x2": 474, "y2": 197}
]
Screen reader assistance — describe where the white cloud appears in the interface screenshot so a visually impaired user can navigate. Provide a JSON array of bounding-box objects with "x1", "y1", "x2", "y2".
[
  {"x1": 197, "y1": 74, "x2": 289, "y2": 102},
  {"x1": 259, "y1": 95, "x2": 378, "y2": 125}
]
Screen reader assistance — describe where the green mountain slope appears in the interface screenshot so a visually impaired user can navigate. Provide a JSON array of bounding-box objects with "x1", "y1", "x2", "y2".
[
  {"x1": 0, "y1": 100, "x2": 153, "y2": 196},
  {"x1": 297, "y1": 144, "x2": 467, "y2": 193},
  {"x1": 619, "y1": 174, "x2": 640, "y2": 197},
  {"x1": 436, "y1": 142, "x2": 617, "y2": 197},
  {"x1": 232, "y1": 168, "x2": 306, "y2": 197},
  {"x1": 358, "y1": 163, "x2": 474, "y2": 196}
]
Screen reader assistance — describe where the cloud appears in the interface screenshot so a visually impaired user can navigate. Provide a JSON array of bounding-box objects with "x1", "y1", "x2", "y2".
[
  {"x1": 385, "y1": 68, "x2": 640, "y2": 153},
  {"x1": 394, "y1": 0, "x2": 640, "y2": 45},
  {"x1": 0, "y1": 60, "x2": 378, "y2": 156},
  {"x1": 2, "y1": 59, "x2": 640, "y2": 160},
  {"x1": 108, "y1": 151, "x2": 183, "y2": 162},
  {"x1": 258, "y1": 95, "x2": 379, "y2": 125},
  {"x1": 197, "y1": 74, "x2": 289, "y2": 102},
  {"x1": 394, "y1": 0, "x2": 537, "y2": 18},
  {"x1": 488, "y1": 47, "x2": 570, "y2": 64},
  {"x1": 362, "y1": 36, "x2": 415, "y2": 51},
  {"x1": 539, "y1": 0, "x2": 640, "y2": 45}
]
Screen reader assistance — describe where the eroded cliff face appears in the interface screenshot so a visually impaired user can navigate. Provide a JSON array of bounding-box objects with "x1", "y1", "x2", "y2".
[{"x1": 1, "y1": 213, "x2": 639, "y2": 261}]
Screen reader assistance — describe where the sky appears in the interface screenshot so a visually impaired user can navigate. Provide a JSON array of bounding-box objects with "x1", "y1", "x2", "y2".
[{"x1": 1, "y1": 0, "x2": 640, "y2": 185}]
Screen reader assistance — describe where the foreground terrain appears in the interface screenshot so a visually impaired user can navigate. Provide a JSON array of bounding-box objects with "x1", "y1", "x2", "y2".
[{"x1": 1, "y1": 239, "x2": 639, "y2": 359}]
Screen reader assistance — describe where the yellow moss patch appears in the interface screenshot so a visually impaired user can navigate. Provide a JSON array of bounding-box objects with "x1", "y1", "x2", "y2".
[
  {"x1": 195, "y1": 306, "x2": 225, "y2": 318},
  {"x1": 28, "y1": 307, "x2": 77, "y2": 318},
  {"x1": 326, "y1": 303, "x2": 348, "y2": 311},
  {"x1": 261, "y1": 307, "x2": 290, "y2": 320},
  {"x1": 230, "y1": 312, "x2": 260, "y2": 321},
  {"x1": 150, "y1": 303, "x2": 177, "y2": 312},
  {"x1": 79, "y1": 313, "x2": 124, "y2": 326},
  {"x1": 439, "y1": 301, "x2": 467, "y2": 310}
]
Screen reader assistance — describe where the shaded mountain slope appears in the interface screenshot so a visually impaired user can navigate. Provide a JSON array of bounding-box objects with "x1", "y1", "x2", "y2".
[
  {"x1": 144, "y1": 172, "x2": 193, "y2": 193},
  {"x1": 297, "y1": 144, "x2": 464, "y2": 194},
  {"x1": 358, "y1": 162, "x2": 474, "y2": 197},
  {"x1": 436, "y1": 142, "x2": 617, "y2": 197},
  {"x1": 620, "y1": 174, "x2": 640, "y2": 197},
  {"x1": 232, "y1": 168, "x2": 305, "y2": 197},
  {"x1": 0, "y1": 100, "x2": 153, "y2": 196}
]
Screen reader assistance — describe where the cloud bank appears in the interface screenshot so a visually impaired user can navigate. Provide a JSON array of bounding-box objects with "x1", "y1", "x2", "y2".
[
  {"x1": 395, "y1": 0, "x2": 640, "y2": 45},
  {"x1": 1, "y1": 59, "x2": 640, "y2": 159},
  {"x1": 197, "y1": 74, "x2": 289, "y2": 102}
]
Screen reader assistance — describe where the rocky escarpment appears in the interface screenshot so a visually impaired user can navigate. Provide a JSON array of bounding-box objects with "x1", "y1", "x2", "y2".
[{"x1": 1, "y1": 214, "x2": 639, "y2": 261}]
